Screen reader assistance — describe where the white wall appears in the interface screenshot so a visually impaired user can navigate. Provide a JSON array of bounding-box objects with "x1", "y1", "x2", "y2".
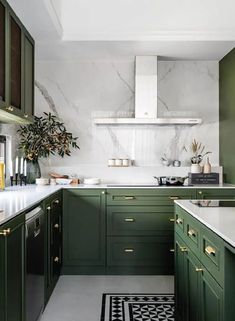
[{"x1": 35, "y1": 59, "x2": 219, "y2": 183}]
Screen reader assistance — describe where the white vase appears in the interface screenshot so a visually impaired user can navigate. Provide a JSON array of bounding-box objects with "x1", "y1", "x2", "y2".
[
  {"x1": 203, "y1": 157, "x2": 212, "y2": 174},
  {"x1": 191, "y1": 164, "x2": 202, "y2": 174}
]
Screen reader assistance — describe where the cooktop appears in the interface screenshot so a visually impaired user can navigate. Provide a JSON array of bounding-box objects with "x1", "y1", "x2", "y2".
[{"x1": 191, "y1": 200, "x2": 235, "y2": 207}]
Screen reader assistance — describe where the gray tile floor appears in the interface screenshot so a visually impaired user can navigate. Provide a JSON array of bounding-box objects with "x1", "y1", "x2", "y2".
[{"x1": 41, "y1": 275, "x2": 174, "y2": 321}]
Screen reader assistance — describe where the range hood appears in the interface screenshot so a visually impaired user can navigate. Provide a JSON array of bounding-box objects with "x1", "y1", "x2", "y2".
[{"x1": 94, "y1": 56, "x2": 202, "y2": 126}]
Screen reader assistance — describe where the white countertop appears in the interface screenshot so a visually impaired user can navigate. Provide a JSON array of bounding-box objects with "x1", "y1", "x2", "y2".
[
  {"x1": 175, "y1": 200, "x2": 235, "y2": 248},
  {"x1": 0, "y1": 183, "x2": 234, "y2": 226}
]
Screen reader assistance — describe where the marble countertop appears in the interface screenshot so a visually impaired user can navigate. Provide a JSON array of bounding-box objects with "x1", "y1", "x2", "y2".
[
  {"x1": 175, "y1": 200, "x2": 235, "y2": 248},
  {"x1": 0, "y1": 183, "x2": 235, "y2": 226}
]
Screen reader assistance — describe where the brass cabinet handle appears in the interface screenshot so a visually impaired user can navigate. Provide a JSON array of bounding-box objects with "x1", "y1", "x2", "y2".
[
  {"x1": 54, "y1": 256, "x2": 59, "y2": 262},
  {"x1": 0, "y1": 228, "x2": 11, "y2": 236},
  {"x1": 198, "y1": 191, "x2": 203, "y2": 195},
  {"x1": 47, "y1": 206, "x2": 51, "y2": 211},
  {"x1": 124, "y1": 196, "x2": 135, "y2": 200},
  {"x1": 196, "y1": 268, "x2": 203, "y2": 272},
  {"x1": 176, "y1": 218, "x2": 183, "y2": 225},
  {"x1": 124, "y1": 248, "x2": 134, "y2": 253},
  {"x1": 54, "y1": 199, "x2": 59, "y2": 204},
  {"x1": 188, "y1": 229, "x2": 197, "y2": 237},
  {"x1": 6, "y1": 106, "x2": 14, "y2": 112},
  {"x1": 205, "y1": 245, "x2": 216, "y2": 256},
  {"x1": 170, "y1": 248, "x2": 175, "y2": 253},
  {"x1": 124, "y1": 218, "x2": 135, "y2": 222},
  {"x1": 169, "y1": 218, "x2": 175, "y2": 222},
  {"x1": 169, "y1": 196, "x2": 180, "y2": 200},
  {"x1": 102, "y1": 191, "x2": 105, "y2": 195},
  {"x1": 180, "y1": 246, "x2": 188, "y2": 252},
  {"x1": 54, "y1": 223, "x2": 59, "y2": 229}
]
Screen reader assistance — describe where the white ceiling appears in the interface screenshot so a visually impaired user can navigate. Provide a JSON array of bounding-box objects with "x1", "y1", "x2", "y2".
[{"x1": 7, "y1": 0, "x2": 235, "y2": 61}]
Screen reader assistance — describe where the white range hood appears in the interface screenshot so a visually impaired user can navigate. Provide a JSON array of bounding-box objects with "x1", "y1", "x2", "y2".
[{"x1": 94, "y1": 56, "x2": 202, "y2": 126}]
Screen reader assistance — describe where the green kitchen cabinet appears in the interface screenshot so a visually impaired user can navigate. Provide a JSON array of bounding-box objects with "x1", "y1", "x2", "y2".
[
  {"x1": 0, "y1": 213, "x2": 25, "y2": 321},
  {"x1": 44, "y1": 191, "x2": 62, "y2": 304},
  {"x1": 0, "y1": 0, "x2": 34, "y2": 124},
  {"x1": 63, "y1": 189, "x2": 106, "y2": 274},
  {"x1": 196, "y1": 188, "x2": 235, "y2": 199},
  {"x1": 175, "y1": 205, "x2": 224, "y2": 321}
]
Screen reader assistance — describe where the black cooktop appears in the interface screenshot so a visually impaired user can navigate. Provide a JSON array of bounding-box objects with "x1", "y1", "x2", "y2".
[{"x1": 191, "y1": 200, "x2": 235, "y2": 207}]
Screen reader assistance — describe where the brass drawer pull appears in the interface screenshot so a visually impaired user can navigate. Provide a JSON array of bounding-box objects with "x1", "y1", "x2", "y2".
[
  {"x1": 124, "y1": 196, "x2": 135, "y2": 200},
  {"x1": 0, "y1": 228, "x2": 11, "y2": 236},
  {"x1": 54, "y1": 199, "x2": 59, "y2": 204},
  {"x1": 188, "y1": 229, "x2": 196, "y2": 237},
  {"x1": 180, "y1": 246, "x2": 188, "y2": 252},
  {"x1": 196, "y1": 267, "x2": 203, "y2": 272},
  {"x1": 205, "y1": 245, "x2": 216, "y2": 256},
  {"x1": 124, "y1": 218, "x2": 135, "y2": 222},
  {"x1": 169, "y1": 196, "x2": 180, "y2": 200},
  {"x1": 176, "y1": 218, "x2": 183, "y2": 225},
  {"x1": 169, "y1": 218, "x2": 175, "y2": 222},
  {"x1": 47, "y1": 206, "x2": 51, "y2": 211},
  {"x1": 124, "y1": 248, "x2": 134, "y2": 253},
  {"x1": 54, "y1": 223, "x2": 59, "y2": 229},
  {"x1": 170, "y1": 248, "x2": 175, "y2": 253},
  {"x1": 54, "y1": 256, "x2": 60, "y2": 262}
]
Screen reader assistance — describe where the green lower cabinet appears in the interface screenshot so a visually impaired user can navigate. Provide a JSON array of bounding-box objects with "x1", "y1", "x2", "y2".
[
  {"x1": 0, "y1": 214, "x2": 25, "y2": 321},
  {"x1": 175, "y1": 235, "x2": 187, "y2": 321},
  {"x1": 196, "y1": 189, "x2": 235, "y2": 199},
  {"x1": 107, "y1": 236, "x2": 174, "y2": 274},
  {"x1": 200, "y1": 268, "x2": 223, "y2": 321},
  {"x1": 44, "y1": 191, "x2": 62, "y2": 304},
  {"x1": 63, "y1": 189, "x2": 106, "y2": 274}
]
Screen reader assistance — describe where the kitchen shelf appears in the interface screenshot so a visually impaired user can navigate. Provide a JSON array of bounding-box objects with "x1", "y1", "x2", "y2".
[{"x1": 94, "y1": 118, "x2": 202, "y2": 125}]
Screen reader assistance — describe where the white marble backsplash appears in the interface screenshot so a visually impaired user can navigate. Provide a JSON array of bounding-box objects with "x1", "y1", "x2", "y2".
[{"x1": 35, "y1": 59, "x2": 219, "y2": 181}]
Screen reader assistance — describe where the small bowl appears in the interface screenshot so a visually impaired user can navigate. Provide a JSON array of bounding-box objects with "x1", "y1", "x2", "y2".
[
  {"x1": 84, "y1": 178, "x2": 101, "y2": 185},
  {"x1": 56, "y1": 178, "x2": 72, "y2": 185}
]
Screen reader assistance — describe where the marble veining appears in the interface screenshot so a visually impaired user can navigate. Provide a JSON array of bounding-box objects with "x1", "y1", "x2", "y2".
[{"x1": 34, "y1": 60, "x2": 219, "y2": 179}]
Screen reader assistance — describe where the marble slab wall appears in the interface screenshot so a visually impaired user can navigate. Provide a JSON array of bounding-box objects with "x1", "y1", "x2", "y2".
[{"x1": 35, "y1": 59, "x2": 218, "y2": 182}]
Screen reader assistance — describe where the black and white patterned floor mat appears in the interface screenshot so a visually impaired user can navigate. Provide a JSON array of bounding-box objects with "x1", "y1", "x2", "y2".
[{"x1": 100, "y1": 294, "x2": 174, "y2": 321}]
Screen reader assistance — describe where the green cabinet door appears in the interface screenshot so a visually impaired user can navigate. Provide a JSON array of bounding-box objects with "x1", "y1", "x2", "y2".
[
  {"x1": 0, "y1": 214, "x2": 25, "y2": 321},
  {"x1": 0, "y1": 0, "x2": 34, "y2": 124},
  {"x1": 23, "y1": 32, "x2": 34, "y2": 121},
  {"x1": 44, "y1": 191, "x2": 62, "y2": 304},
  {"x1": 0, "y1": 0, "x2": 7, "y2": 109},
  {"x1": 175, "y1": 234, "x2": 187, "y2": 321},
  {"x1": 200, "y1": 268, "x2": 223, "y2": 321},
  {"x1": 63, "y1": 189, "x2": 106, "y2": 274}
]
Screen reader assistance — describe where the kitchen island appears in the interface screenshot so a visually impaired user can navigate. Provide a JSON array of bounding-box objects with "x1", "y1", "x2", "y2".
[{"x1": 174, "y1": 199, "x2": 235, "y2": 321}]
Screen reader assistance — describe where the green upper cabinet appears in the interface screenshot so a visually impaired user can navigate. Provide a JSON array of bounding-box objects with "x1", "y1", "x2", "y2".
[
  {"x1": 63, "y1": 189, "x2": 106, "y2": 274},
  {"x1": 0, "y1": 0, "x2": 34, "y2": 124},
  {"x1": 0, "y1": 213, "x2": 25, "y2": 321}
]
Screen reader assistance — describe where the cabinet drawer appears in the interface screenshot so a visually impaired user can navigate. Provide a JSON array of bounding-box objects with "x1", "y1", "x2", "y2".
[
  {"x1": 107, "y1": 189, "x2": 195, "y2": 206},
  {"x1": 197, "y1": 189, "x2": 235, "y2": 199},
  {"x1": 184, "y1": 214, "x2": 200, "y2": 256},
  {"x1": 201, "y1": 227, "x2": 224, "y2": 286},
  {"x1": 107, "y1": 236, "x2": 174, "y2": 268},
  {"x1": 175, "y1": 205, "x2": 185, "y2": 237},
  {"x1": 107, "y1": 206, "x2": 174, "y2": 236}
]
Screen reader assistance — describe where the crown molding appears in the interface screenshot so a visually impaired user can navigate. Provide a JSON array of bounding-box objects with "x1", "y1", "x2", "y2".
[{"x1": 43, "y1": 0, "x2": 63, "y2": 37}]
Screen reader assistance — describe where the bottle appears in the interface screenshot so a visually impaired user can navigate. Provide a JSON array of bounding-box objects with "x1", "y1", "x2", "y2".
[
  {"x1": 0, "y1": 162, "x2": 5, "y2": 190},
  {"x1": 203, "y1": 157, "x2": 212, "y2": 174}
]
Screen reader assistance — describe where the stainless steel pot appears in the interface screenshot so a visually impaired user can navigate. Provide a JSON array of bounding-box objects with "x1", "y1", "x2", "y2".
[{"x1": 154, "y1": 176, "x2": 188, "y2": 186}]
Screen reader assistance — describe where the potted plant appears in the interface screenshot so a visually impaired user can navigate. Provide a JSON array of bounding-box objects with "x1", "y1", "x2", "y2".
[
  {"x1": 184, "y1": 139, "x2": 211, "y2": 173},
  {"x1": 17, "y1": 112, "x2": 79, "y2": 183}
]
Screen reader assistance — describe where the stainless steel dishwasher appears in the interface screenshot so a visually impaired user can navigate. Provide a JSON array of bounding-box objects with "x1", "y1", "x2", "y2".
[{"x1": 25, "y1": 206, "x2": 45, "y2": 321}]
